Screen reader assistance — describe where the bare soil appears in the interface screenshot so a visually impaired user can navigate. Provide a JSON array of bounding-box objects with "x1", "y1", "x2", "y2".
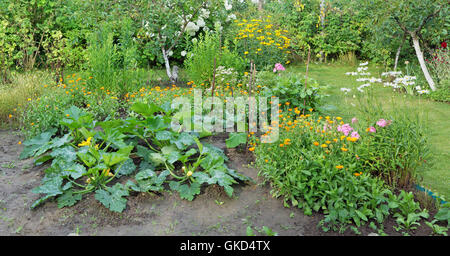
[{"x1": 0, "y1": 130, "x2": 437, "y2": 236}]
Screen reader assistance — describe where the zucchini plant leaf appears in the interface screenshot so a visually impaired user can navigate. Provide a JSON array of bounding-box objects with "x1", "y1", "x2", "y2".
[
  {"x1": 225, "y1": 132, "x2": 247, "y2": 148},
  {"x1": 19, "y1": 129, "x2": 57, "y2": 159},
  {"x1": 130, "y1": 102, "x2": 161, "y2": 118},
  {"x1": 117, "y1": 159, "x2": 136, "y2": 176},
  {"x1": 169, "y1": 181, "x2": 201, "y2": 201},
  {"x1": 57, "y1": 189, "x2": 82, "y2": 208},
  {"x1": 30, "y1": 176, "x2": 64, "y2": 209},
  {"x1": 94, "y1": 183, "x2": 129, "y2": 213}
]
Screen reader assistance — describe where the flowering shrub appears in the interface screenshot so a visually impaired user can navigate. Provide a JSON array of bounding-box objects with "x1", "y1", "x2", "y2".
[
  {"x1": 426, "y1": 42, "x2": 449, "y2": 86},
  {"x1": 233, "y1": 17, "x2": 291, "y2": 69},
  {"x1": 356, "y1": 115, "x2": 431, "y2": 188},
  {"x1": 251, "y1": 111, "x2": 430, "y2": 232}
]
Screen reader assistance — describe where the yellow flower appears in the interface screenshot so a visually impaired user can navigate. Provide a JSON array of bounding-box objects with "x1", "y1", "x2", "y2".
[
  {"x1": 187, "y1": 171, "x2": 193, "y2": 177},
  {"x1": 18, "y1": 141, "x2": 22, "y2": 145},
  {"x1": 248, "y1": 147, "x2": 255, "y2": 152},
  {"x1": 244, "y1": 51, "x2": 249, "y2": 55},
  {"x1": 103, "y1": 168, "x2": 113, "y2": 177},
  {"x1": 341, "y1": 147, "x2": 348, "y2": 152},
  {"x1": 78, "y1": 137, "x2": 92, "y2": 147},
  {"x1": 335, "y1": 165, "x2": 344, "y2": 169},
  {"x1": 312, "y1": 141, "x2": 318, "y2": 147},
  {"x1": 321, "y1": 144, "x2": 327, "y2": 148}
]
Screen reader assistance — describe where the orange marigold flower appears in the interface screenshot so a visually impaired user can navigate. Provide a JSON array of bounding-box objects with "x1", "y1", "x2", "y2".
[
  {"x1": 335, "y1": 165, "x2": 344, "y2": 169},
  {"x1": 313, "y1": 141, "x2": 319, "y2": 146}
]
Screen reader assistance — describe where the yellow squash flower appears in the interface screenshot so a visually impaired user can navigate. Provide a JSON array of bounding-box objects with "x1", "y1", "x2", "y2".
[{"x1": 78, "y1": 137, "x2": 92, "y2": 147}]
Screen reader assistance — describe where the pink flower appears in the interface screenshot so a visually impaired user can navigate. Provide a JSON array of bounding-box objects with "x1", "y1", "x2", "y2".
[
  {"x1": 376, "y1": 119, "x2": 392, "y2": 127},
  {"x1": 350, "y1": 131, "x2": 360, "y2": 139},
  {"x1": 368, "y1": 126, "x2": 376, "y2": 133},
  {"x1": 273, "y1": 63, "x2": 285, "y2": 73},
  {"x1": 351, "y1": 117, "x2": 358, "y2": 124},
  {"x1": 337, "y1": 124, "x2": 353, "y2": 136}
]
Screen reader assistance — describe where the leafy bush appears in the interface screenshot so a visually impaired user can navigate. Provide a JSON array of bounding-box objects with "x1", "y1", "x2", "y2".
[
  {"x1": 261, "y1": 73, "x2": 324, "y2": 111},
  {"x1": 21, "y1": 103, "x2": 250, "y2": 212},
  {"x1": 17, "y1": 74, "x2": 122, "y2": 138},
  {"x1": 434, "y1": 203, "x2": 450, "y2": 227},
  {"x1": 232, "y1": 17, "x2": 291, "y2": 70},
  {"x1": 184, "y1": 31, "x2": 245, "y2": 88},
  {"x1": 252, "y1": 113, "x2": 429, "y2": 232},
  {"x1": 354, "y1": 115, "x2": 431, "y2": 189},
  {"x1": 426, "y1": 44, "x2": 450, "y2": 86},
  {"x1": 423, "y1": 82, "x2": 450, "y2": 102}
]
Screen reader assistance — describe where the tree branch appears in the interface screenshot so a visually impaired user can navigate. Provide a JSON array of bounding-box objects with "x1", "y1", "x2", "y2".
[
  {"x1": 167, "y1": 0, "x2": 206, "y2": 53},
  {"x1": 415, "y1": 4, "x2": 444, "y2": 33}
]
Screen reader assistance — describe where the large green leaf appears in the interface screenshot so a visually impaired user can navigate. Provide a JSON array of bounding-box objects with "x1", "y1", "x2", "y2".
[
  {"x1": 30, "y1": 176, "x2": 64, "y2": 209},
  {"x1": 60, "y1": 106, "x2": 94, "y2": 130},
  {"x1": 94, "y1": 183, "x2": 129, "y2": 213},
  {"x1": 102, "y1": 145, "x2": 133, "y2": 167},
  {"x1": 57, "y1": 190, "x2": 82, "y2": 208},
  {"x1": 20, "y1": 129, "x2": 56, "y2": 159},
  {"x1": 117, "y1": 159, "x2": 137, "y2": 176},
  {"x1": 172, "y1": 133, "x2": 196, "y2": 150},
  {"x1": 225, "y1": 132, "x2": 247, "y2": 148},
  {"x1": 169, "y1": 181, "x2": 201, "y2": 201},
  {"x1": 130, "y1": 102, "x2": 161, "y2": 118}
]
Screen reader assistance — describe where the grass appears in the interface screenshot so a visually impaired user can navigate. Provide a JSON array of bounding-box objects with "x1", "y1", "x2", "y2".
[
  {"x1": 288, "y1": 62, "x2": 450, "y2": 200},
  {"x1": 0, "y1": 70, "x2": 54, "y2": 127}
]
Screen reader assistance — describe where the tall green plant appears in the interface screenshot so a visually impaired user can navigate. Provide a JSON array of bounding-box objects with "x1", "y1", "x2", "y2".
[{"x1": 87, "y1": 25, "x2": 118, "y2": 92}]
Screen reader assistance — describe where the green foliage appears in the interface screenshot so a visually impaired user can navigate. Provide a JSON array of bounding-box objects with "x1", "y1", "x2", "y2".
[
  {"x1": 232, "y1": 16, "x2": 291, "y2": 70},
  {"x1": 226, "y1": 132, "x2": 247, "y2": 148},
  {"x1": 252, "y1": 113, "x2": 429, "y2": 232},
  {"x1": 185, "y1": 30, "x2": 245, "y2": 87},
  {"x1": 21, "y1": 104, "x2": 250, "y2": 212},
  {"x1": 261, "y1": 73, "x2": 324, "y2": 111},
  {"x1": 434, "y1": 203, "x2": 450, "y2": 227},
  {"x1": 355, "y1": 93, "x2": 432, "y2": 189}
]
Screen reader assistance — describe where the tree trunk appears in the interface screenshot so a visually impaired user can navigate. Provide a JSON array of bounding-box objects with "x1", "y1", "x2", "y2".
[
  {"x1": 162, "y1": 48, "x2": 174, "y2": 83},
  {"x1": 319, "y1": 0, "x2": 326, "y2": 63},
  {"x1": 258, "y1": 0, "x2": 263, "y2": 11},
  {"x1": 394, "y1": 33, "x2": 406, "y2": 71},
  {"x1": 410, "y1": 32, "x2": 436, "y2": 91}
]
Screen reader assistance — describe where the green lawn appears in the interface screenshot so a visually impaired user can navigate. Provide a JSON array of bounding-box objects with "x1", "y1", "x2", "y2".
[{"x1": 288, "y1": 63, "x2": 450, "y2": 200}]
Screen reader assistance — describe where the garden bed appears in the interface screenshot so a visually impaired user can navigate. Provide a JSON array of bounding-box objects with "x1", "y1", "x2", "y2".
[{"x1": 0, "y1": 130, "x2": 440, "y2": 236}]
